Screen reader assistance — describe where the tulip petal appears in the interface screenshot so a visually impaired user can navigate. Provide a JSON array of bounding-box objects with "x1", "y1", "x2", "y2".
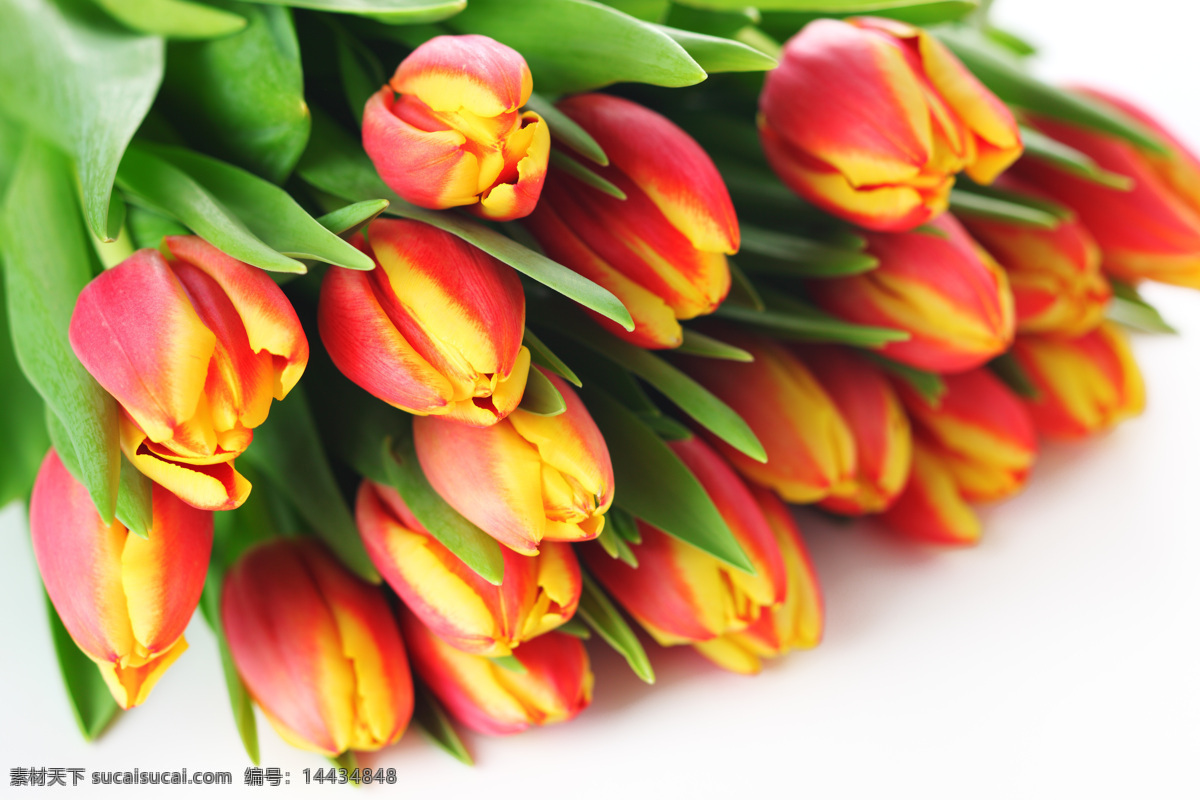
[
  {"x1": 122, "y1": 417, "x2": 251, "y2": 512},
  {"x1": 391, "y1": 35, "x2": 533, "y2": 118},
  {"x1": 881, "y1": 439, "x2": 981, "y2": 546}
]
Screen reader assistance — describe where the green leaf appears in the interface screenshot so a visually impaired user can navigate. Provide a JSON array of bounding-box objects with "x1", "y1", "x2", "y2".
[
  {"x1": 739, "y1": 224, "x2": 879, "y2": 277},
  {"x1": 577, "y1": 572, "x2": 655, "y2": 684},
  {"x1": 949, "y1": 188, "x2": 1061, "y2": 229},
  {"x1": 524, "y1": 328, "x2": 581, "y2": 387},
  {"x1": 546, "y1": 315, "x2": 765, "y2": 462},
  {"x1": 675, "y1": 329, "x2": 754, "y2": 361},
  {"x1": 254, "y1": 0, "x2": 465, "y2": 24},
  {"x1": 549, "y1": 150, "x2": 627, "y2": 200},
  {"x1": 297, "y1": 111, "x2": 633, "y2": 329},
  {"x1": 1107, "y1": 279, "x2": 1178, "y2": 335},
  {"x1": 127, "y1": 206, "x2": 190, "y2": 250},
  {"x1": 983, "y1": 25, "x2": 1037, "y2": 58},
  {"x1": 578, "y1": 386, "x2": 752, "y2": 572},
  {"x1": 489, "y1": 654, "x2": 527, "y2": 673},
  {"x1": 654, "y1": 24, "x2": 777, "y2": 72},
  {"x1": 726, "y1": 258, "x2": 766, "y2": 310},
  {"x1": 413, "y1": 682, "x2": 473, "y2": 766},
  {"x1": 331, "y1": 22, "x2": 384, "y2": 125},
  {"x1": 45, "y1": 408, "x2": 153, "y2": 539},
  {"x1": 382, "y1": 434, "x2": 507, "y2": 586},
  {"x1": 0, "y1": 0, "x2": 163, "y2": 241},
  {"x1": 0, "y1": 273, "x2": 49, "y2": 507},
  {"x1": 92, "y1": 0, "x2": 247, "y2": 39},
  {"x1": 199, "y1": 556, "x2": 260, "y2": 764},
  {"x1": 239, "y1": 384, "x2": 380, "y2": 583},
  {"x1": 715, "y1": 300, "x2": 910, "y2": 348},
  {"x1": 1019, "y1": 126, "x2": 1134, "y2": 190},
  {"x1": 525, "y1": 93, "x2": 608, "y2": 166},
  {"x1": 595, "y1": 525, "x2": 639, "y2": 567},
  {"x1": 936, "y1": 28, "x2": 1167, "y2": 153},
  {"x1": 757, "y1": 0, "x2": 977, "y2": 30},
  {"x1": 518, "y1": 365, "x2": 568, "y2": 416},
  {"x1": 608, "y1": 505, "x2": 642, "y2": 544},
  {"x1": 988, "y1": 351, "x2": 1040, "y2": 400},
  {"x1": 145, "y1": 144, "x2": 375, "y2": 269},
  {"x1": 45, "y1": 592, "x2": 121, "y2": 741},
  {"x1": 555, "y1": 617, "x2": 592, "y2": 639},
  {"x1": 160, "y1": 1, "x2": 310, "y2": 182},
  {"x1": 316, "y1": 199, "x2": 390, "y2": 238},
  {"x1": 2, "y1": 137, "x2": 120, "y2": 522},
  {"x1": 664, "y1": 4, "x2": 759, "y2": 38},
  {"x1": 116, "y1": 145, "x2": 309, "y2": 273},
  {"x1": 447, "y1": 0, "x2": 707, "y2": 94},
  {"x1": 864, "y1": 353, "x2": 945, "y2": 405}
]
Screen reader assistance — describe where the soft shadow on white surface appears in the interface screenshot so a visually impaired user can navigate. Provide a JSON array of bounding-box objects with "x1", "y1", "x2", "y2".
[{"x1": 3, "y1": 2, "x2": 1200, "y2": 797}]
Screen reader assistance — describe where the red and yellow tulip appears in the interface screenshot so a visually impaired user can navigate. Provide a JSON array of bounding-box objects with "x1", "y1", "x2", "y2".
[
  {"x1": 221, "y1": 539, "x2": 413, "y2": 756},
  {"x1": 679, "y1": 329, "x2": 856, "y2": 504},
  {"x1": 807, "y1": 214, "x2": 1015, "y2": 373},
  {"x1": 30, "y1": 449, "x2": 212, "y2": 709},
  {"x1": 960, "y1": 179, "x2": 1111, "y2": 336},
  {"x1": 400, "y1": 611, "x2": 593, "y2": 736},
  {"x1": 693, "y1": 486, "x2": 824, "y2": 673},
  {"x1": 894, "y1": 367, "x2": 1038, "y2": 503},
  {"x1": 524, "y1": 93, "x2": 737, "y2": 348},
  {"x1": 1009, "y1": 322, "x2": 1146, "y2": 441},
  {"x1": 799, "y1": 346, "x2": 913, "y2": 515},
  {"x1": 319, "y1": 219, "x2": 530, "y2": 427},
  {"x1": 880, "y1": 436, "x2": 982, "y2": 546},
  {"x1": 413, "y1": 367, "x2": 613, "y2": 555},
  {"x1": 759, "y1": 17, "x2": 1022, "y2": 231},
  {"x1": 362, "y1": 34, "x2": 550, "y2": 221},
  {"x1": 356, "y1": 479, "x2": 581, "y2": 657},
  {"x1": 69, "y1": 237, "x2": 308, "y2": 511},
  {"x1": 583, "y1": 437, "x2": 788, "y2": 674},
  {"x1": 1015, "y1": 89, "x2": 1200, "y2": 288}
]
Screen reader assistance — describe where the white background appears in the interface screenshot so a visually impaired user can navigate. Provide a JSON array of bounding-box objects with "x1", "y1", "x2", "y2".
[{"x1": 2, "y1": 1, "x2": 1198, "y2": 797}]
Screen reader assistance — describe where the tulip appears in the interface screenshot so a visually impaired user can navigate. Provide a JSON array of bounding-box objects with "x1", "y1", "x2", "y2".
[
  {"x1": 1014, "y1": 89, "x2": 1200, "y2": 288},
  {"x1": 319, "y1": 219, "x2": 530, "y2": 427},
  {"x1": 800, "y1": 346, "x2": 913, "y2": 515},
  {"x1": 221, "y1": 539, "x2": 413, "y2": 755},
  {"x1": 960, "y1": 179, "x2": 1111, "y2": 336},
  {"x1": 678, "y1": 329, "x2": 856, "y2": 504},
  {"x1": 69, "y1": 237, "x2": 308, "y2": 511},
  {"x1": 30, "y1": 449, "x2": 212, "y2": 709},
  {"x1": 880, "y1": 437, "x2": 982, "y2": 546},
  {"x1": 362, "y1": 34, "x2": 550, "y2": 221},
  {"x1": 759, "y1": 17, "x2": 1022, "y2": 232},
  {"x1": 583, "y1": 437, "x2": 787, "y2": 674},
  {"x1": 1009, "y1": 323, "x2": 1146, "y2": 441},
  {"x1": 401, "y1": 610, "x2": 593, "y2": 736},
  {"x1": 523, "y1": 93, "x2": 737, "y2": 348},
  {"x1": 806, "y1": 214, "x2": 1015, "y2": 373},
  {"x1": 356, "y1": 479, "x2": 581, "y2": 656},
  {"x1": 894, "y1": 367, "x2": 1038, "y2": 503},
  {"x1": 694, "y1": 487, "x2": 824, "y2": 673},
  {"x1": 414, "y1": 367, "x2": 613, "y2": 555}
]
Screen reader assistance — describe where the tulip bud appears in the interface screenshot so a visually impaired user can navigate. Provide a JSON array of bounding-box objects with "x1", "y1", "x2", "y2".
[
  {"x1": 880, "y1": 437, "x2": 982, "y2": 546},
  {"x1": 797, "y1": 346, "x2": 913, "y2": 515},
  {"x1": 894, "y1": 367, "x2": 1038, "y2": 503},
  {"x1": 694, "y1": 487, "x2": 824, "y2": 673},
  {"x1": 960, "y1": 179, "x2": 1111, "y2": 336},
  {"x1": 400, "y1": 610, "x2": 593, "y2": 736},
  {"x1": 759, "y1": 17, "x2": 1021, "y2": 231},
  {"x1": 356, "y1": 479, "x2": 581, "y2": 657},
  {"x1": 1014, "y1": 89, "x2": 1200, "y2": 288},
  {"x1": 362, "y1": 35, "x2": 550, "y2": 221},
  {"x1": 414, "y1": 367, "x2": 613, "y2": 555},
  {"x1": 30, "y1": 449, "x2": 212, "y2": 709},
  {"x1": 319, "y1": 219, "x2": 531, "y2": 427},
  {"x1": 221, "y1": 539, "x2": 413, "y2": 755},
  {"x1": 583, "y1": 437, "x2": 787, "y2": 675},
  {"x1": 69, "y1": 237, "x2": 309, "y2": 511},
  {"x1": 678, "y1": 329, "x2": 856, "y2": 504},
  {"x1": 524, "y1": 93, "x2": 737, "y2": 348},
  {"x1": 806, "y1": 214, "x2": 1015, "y2": 373},
  {"x1": 1009, "y1": 323, "x2": 1146, "y2": 440}
]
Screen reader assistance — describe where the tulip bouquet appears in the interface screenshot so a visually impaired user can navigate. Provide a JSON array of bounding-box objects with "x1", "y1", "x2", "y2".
[{"x1": 0, "y1": 0, "x2": 1193, "y2": 772}]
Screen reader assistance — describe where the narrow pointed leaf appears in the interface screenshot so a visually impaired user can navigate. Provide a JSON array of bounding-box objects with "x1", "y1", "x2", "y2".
[
  {"x1": 756, "y1": 0, "x2": 977, "y2": 28},
  {"x1": 332, "y1": 23, "x2": 384, "y2": 124},
  {"x1": 413, "y1": 683, "x2": 474, "y2": 766},
  {"x1": 739, "y1": 224, "x2": 879, "y2": 277},
  {"x1": 316, "y1": 199, "x2": 390, "y2": 238},
  {"x1": 578, "y1": 386, "x2": 753, "y2": 572},
  {"x1": 524, "y1": 328, "x2": 581, "y2": 387},
  {"x1": 676, "y1": 329, "x2": 754, "y2": 361},
  {"x1": 556, "y1": 618, "x2": 592, "y2": 639},
  {"x1": 2, "y1": 137, "x2": 120, "y2": 522},
  {"x1": 93, "y1": 0, "x2": 247, "y2": 38},
  {"x1": 526, "y1": 93, "x2": 608, "y2": 166},
  {"x1": 864, "y1": 353, "x2": 946, "y2": 405},
  {"x1": 116, "y1": 145, "x2": 308, "y2": 273},
  {"x1": 655, "y1": 24, "x2": 778, "y2": 72},
  {"x1": 0, "y1": 274, "x2": 49, "y2": 507},
  {"x1": 45, "y1": 592, "x2": 121, "y2": 741},
  {"x1": 518, "y1": 366, "x2": 567, "y2": 416},
  {"x1": 549, "y1": 150, "x2": 626, "y2": 200},
  {"x1": 199, "y1": 555, "x2": 260, "y2": 764},
  {"x1": 1019, "y1": 126, "x2": 1134, "y2": 190},
  {"x1": 253, "y1": 0, "x2": 465, "y2": 23},
  {"x1": 1107, "y1": 279, "x2": 1178, "y2": 334},
  {"x1": 715, "y1": 299, "x2": 910, "y2": 348},
  {"x1": 577, "y1": 572, "x2": 655, "y2": 684},
  {"x1": 726, "y1": 258, "x2": 766, "y2": 310},
  {"x1": 126, "y1": 206, "x2": 189, "y2": 250},
  {"x1": 988, "y1": 351, "x2": 1041, "y2": 399}
]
